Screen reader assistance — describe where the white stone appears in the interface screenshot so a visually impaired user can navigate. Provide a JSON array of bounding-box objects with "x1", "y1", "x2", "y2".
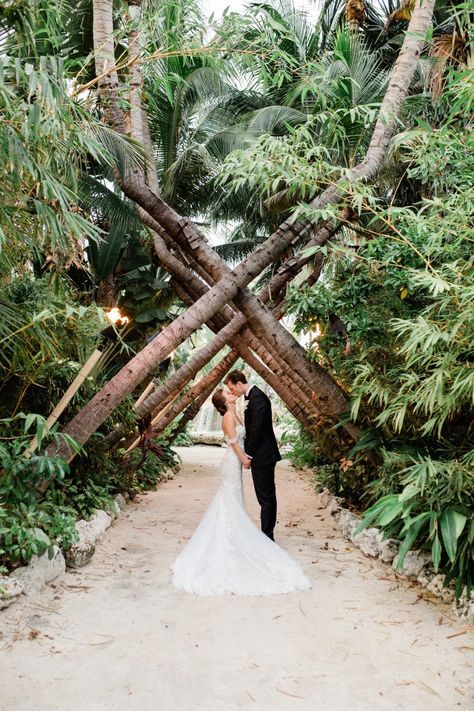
[
  {"x1": 392, "y1": 550, "x2": 432, "y2": 580},
  {"x1": 452, "y1": 589, "x2": 474, "y2": 624},
  {"x1": 328, "y1": 496, "x2": 344, "y2": 517},
  {"x1": 108, "y1": 500, "x2": 121, "y2": 519},
  {"x1": 64, "y1": 538, "x2": 95, "y2": 568},
  {"x1": 114, "y1": 494, "x2": 127, "y2": 511},
  {"x1": 65, "y1": 510, "x2": 112, "y2": 569},
  {"x1": 352, "y1": 527, "x2": 383, "y2": 557},
  {"x1": 89, "y1": 510, "x2": 112, "y2": 539},
  {"x1": 192, "y1": 433, "x2": 224, "y2": 445},
  {"x1": 10, "y1": 546, "x2": 65, "y2": 595},
  {"x1": 318, "y1": 489, "x2": 332, "y2": 508},
  {"x1": 0, "y1": 577, "x2": 24, "y2": 609},
  {"x1": 417, "y1": 571, "x2": 454, "y2": 603},
  {"x1": 338, "y1": 510, "x2": 360, "y2": 539},
  {"x1": 378, "y1": 538, "x2": 400, "y2": 563}
]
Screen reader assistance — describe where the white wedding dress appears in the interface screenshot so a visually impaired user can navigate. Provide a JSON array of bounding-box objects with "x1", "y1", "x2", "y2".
[{"x1": 171, "y1": 425, "x2": 311, "y2": 596}]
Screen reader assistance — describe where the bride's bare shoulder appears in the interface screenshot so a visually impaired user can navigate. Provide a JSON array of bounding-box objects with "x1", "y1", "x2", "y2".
[{"x1": 221, "y1": 411, "x2": 236, "y2": 432}]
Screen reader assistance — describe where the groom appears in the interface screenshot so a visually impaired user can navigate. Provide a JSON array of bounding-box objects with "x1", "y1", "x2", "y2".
[{"x1": 224, "y1": 370, "x2": 281, "y2": 541}]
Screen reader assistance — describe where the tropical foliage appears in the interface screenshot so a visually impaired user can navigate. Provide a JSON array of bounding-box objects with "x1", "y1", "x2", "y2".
[{"x1": 281, "y1": 62, "x2": 473, "y2": 594}]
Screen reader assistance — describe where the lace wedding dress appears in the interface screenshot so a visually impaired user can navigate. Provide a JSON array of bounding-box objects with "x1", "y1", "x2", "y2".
[{"x1": 171, "y1": 426, "x2": 311, "y2": 596}]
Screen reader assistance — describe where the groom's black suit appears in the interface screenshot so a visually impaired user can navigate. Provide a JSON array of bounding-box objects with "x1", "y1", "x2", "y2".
[{"x1": 244, "y1": 386, "x2": 281, "y2": 541}]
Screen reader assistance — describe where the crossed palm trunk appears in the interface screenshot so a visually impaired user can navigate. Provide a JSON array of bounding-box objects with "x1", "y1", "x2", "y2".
[{"x1": 47, "y1": 0, "x2": 436, "y2": 465}]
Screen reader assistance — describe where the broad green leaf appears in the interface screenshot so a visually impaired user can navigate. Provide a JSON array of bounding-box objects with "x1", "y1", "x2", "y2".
[
  {"x1": 439, "y1": 511, "x2": 467, "y2": 563},
  {"x1": 396, "y1": 512, "x2": 432, "y2": 572},
  {"x1": 378, "y1": 499, "x2": 404, "y2": 527},
  {"x1": 432, "y1": 533, "x2": 441, "y2": 571}
]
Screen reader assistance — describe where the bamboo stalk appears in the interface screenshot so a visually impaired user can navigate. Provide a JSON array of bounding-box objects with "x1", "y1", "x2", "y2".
[
  {"x1": 133, "y1": 380, "x2": 155, "y2": 409},
  {"x1": 25, "y1": 349, "x2": 104, "y2": 457}
]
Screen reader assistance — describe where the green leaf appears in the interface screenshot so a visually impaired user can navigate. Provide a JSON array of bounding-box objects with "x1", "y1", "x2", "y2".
[
  {"x1": 378, "y1": 498, "x2": 404, "y2": 527},
  {"x1": 439, "y1": 511, "x2": 467, "y2": 563},
  {"x1": 432, "y1": 533, "x2": 441, "y2": 571},
  {"x1": 36, "y1": 419, "x2": 44, "y2": 450},
  {"x1": 24, "y1": 413, "x2": 38, "y2": 433},
  {"x1": 354, "y1": 495, "x2": 399, "y2": 534},
  {"x1": 399, "y1": 482, "x2": 420, "y2": 502},
  {"x1": 396, "y1": 512, "x2": 432, "y2": 572}
]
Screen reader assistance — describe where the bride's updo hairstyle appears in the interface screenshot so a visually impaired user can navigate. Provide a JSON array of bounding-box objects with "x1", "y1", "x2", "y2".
[{"x1": 212, "y1": 388, "x2": 227, "y2": 416}]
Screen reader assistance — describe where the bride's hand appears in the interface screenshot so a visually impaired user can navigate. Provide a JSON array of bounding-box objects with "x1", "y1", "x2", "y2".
[{"x1": 242, "y1": 456, "x2": 251, "y2": 469}]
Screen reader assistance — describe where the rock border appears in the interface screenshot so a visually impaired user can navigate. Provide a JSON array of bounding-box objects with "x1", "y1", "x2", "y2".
[
  {"x1": 318, "y1": 488, "x2": 474, "y2": 625},
  {"x1": 1, "y1": 465, "x2": 179, "y2": 611}
]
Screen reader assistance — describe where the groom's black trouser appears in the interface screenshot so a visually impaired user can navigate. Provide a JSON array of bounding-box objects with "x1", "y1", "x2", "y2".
[{"x1": 251, "y1": 464, "x2": 277, "y2": 541}]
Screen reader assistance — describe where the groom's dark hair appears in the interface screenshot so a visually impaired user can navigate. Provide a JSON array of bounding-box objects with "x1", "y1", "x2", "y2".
[{"x1": 224, "y1": 370, "x2": 247, "y2": 385}]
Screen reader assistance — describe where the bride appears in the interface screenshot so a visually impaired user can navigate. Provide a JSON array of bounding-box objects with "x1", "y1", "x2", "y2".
[{"x1": 171, "y1": 388, "x2": 311, "y2": 596}]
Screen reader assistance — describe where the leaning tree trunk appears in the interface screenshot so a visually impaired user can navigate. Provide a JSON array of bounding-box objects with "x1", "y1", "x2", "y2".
[
  {"x1": 92, "y1": 0, "x2": 353, "y2": 428},
  {"x1": 50, "y1": 224, "x2": 309, "y2": 458},
  {"x1": 151, "y1": 351, "x2": 239, "y2": 435},
  {"x1": 53, "y1": 0, "x2": 435, "y2": 459},
  {"x1": 170, "y1": 281, "x2": 317, "y2": 425},
  {"x1": 91, "y1": 2, "x2": 352, "y2": 426},
  {"x1": 123, "y1": 0, "x2": 435, "y2": 419},
  {"x1": 142, "y1": 223, "x2": 347, "y2": 417},
  {"x1": 120, "y1": 1, "x2": 321, "y2": 434}
]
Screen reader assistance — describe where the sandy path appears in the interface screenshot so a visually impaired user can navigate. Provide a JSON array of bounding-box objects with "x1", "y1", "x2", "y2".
[{"x1": 1, "y1": 446, "x2": 473, "y2": 711}]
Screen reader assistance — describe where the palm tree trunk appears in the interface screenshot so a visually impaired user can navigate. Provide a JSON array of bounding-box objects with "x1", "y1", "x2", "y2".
[
  {"x1": 90, "y1": 0, "x2": 348, "y2": 434},
  {"x1": 171, "y1": 280, "x2": 316, "y2": 426},
  {"x1": 93, "y1": 0, "x2": 123, "y2": 134},
  {"x1": 128, "y1": 0, "x2": 143, "y2": 145},
  {"x1": 345, "y1": 0, "x2": 365, "y2": 33},
  {"x1": 132, "y1": 320, "x2": 245, "y2": 418},
  {"x1": 55, "y1": 0, "x2": 434, "y2": 458},
  {"x1": 125, "y1": 0, "x2": 435, "y2": 423},
  {"x1": 144, "y1": 222, "x2": 345, "y2": 415},
  {"x1": 50, "y1": 225, "x2": 303, "y2": 458},
  {"x1": 151, "y1": 351, "x2": 239, "y2": 435}
]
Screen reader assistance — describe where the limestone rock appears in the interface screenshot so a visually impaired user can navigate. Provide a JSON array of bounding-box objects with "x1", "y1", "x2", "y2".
[
  {"x1": 65, "y1": 537, "x2": 95, "y2": 568},
  {"x1": 392, "y1": 550, "x2": 432, "y2": 580},
  {"x1": 328, "y1": 496, "x2": 344, "y2": 517},
  {"x1": 114, "y1": 494, "x2": 127, "y2": 511},
  {"x1": 108, "y1": 500, "x2": 121, "y2": 520},
  {"x1": 338, "y1": 510, "x2": 360, "y2": 539},
  {"x1": 378, "y1": 538, "x2": 400, "y2": 563},
  {"x1": 65, "y1": 510, "x2": 112, "y2": 569},
  {"x1": 0, "y1": 577, "x2": 24, "y2": 609},
  {"x1": 11, "y1": 546, "x2": 65, "y2": 595},
  {"x1": 352, "y1": 527, "x2": 383, "y2": 558},
  {"x1": 318, "y1": 488, "x2": 332, "y2": 508},
  {"x1": 452, "y1": 589, "x2": 474, "y2": 624},
  {"x1": 191, "y1": 433, "x2": 224, "y2": 445},
  {"x1": 417, "y1": 571, "x2": 454, "y2": 603},
  {"x1": 89, "y1": 510, "x2": 112, "y2": 538}
]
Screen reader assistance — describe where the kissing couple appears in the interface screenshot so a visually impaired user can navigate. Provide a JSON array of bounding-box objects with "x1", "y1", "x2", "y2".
[{"x1": 171, "y1": 370, "x2": 311, "y2": 596}]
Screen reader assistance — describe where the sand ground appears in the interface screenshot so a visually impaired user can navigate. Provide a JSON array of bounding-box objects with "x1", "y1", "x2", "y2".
[{"x1": 1, "y1": 445, "x2": 473, "y2": 711}]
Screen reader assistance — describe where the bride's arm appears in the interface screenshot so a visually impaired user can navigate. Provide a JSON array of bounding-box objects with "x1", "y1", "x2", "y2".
[{"x1": 222, "y1": 414, "x2": 250, "y2": 468}]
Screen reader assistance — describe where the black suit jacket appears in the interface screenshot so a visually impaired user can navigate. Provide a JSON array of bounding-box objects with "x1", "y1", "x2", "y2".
[{"x1": 244, "y1": 386, "x2": 281, "y2": 467}]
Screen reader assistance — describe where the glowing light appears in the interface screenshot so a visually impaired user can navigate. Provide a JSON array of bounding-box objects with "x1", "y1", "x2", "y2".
[{"x1": 105, "y1": 307, "x2": 130, "y2": 325}]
